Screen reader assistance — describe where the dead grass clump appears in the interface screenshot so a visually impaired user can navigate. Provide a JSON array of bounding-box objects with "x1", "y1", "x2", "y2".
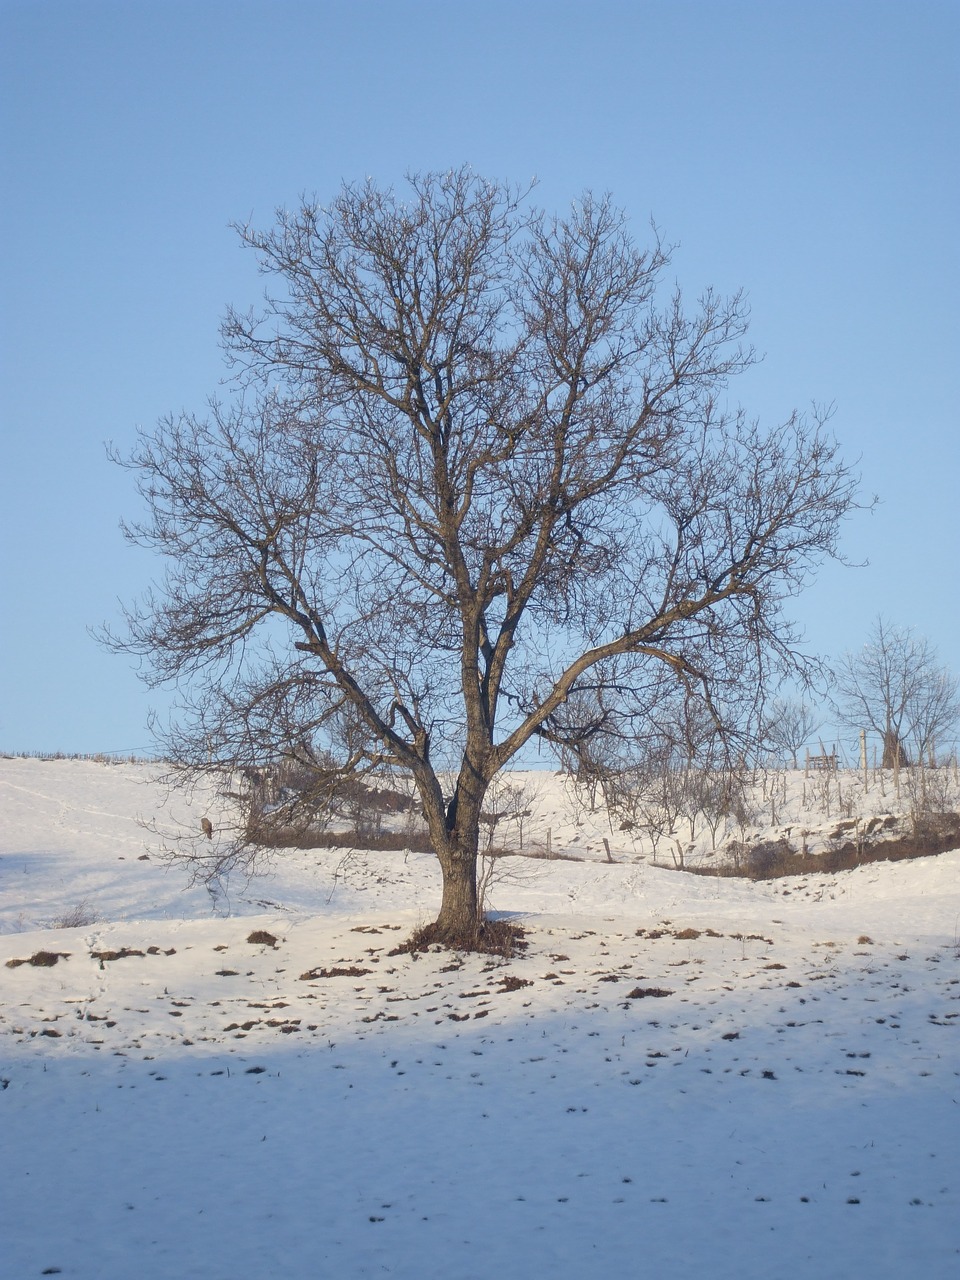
[
  {"x1": 6, "y1": 950, "x2": 70, "y2": 968},
  {"x1": 246, "y1": 930, "x2": 279, "y2": 948},
  {"x1": 52, "y1": 900, "x2": 98, "y2": 929},
  {"x1": 390, "y1": 918, "x2": 528, "y2": 958},
  {"x1": 626, "y1": 986, "x2": 673, "y2": 999},
  {"x1": 498, "y1": 974, "x2": 533, "y2": 991},
  {"x1": 673, "y1": 928, "x2": 701, "y2": 940},
  {"x1": 299, "y1": 965, "x2": 372, "y2": 980},
  {"x1": 90, "y1": 948, "x2": 145, "y2": 961}
]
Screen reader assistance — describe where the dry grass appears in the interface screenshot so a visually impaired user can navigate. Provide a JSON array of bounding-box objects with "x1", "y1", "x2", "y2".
[
  {"x1": 246, "y1": 930, "x2": 279, "y2": 948},
  {"x1": 390, "y1": 917, "x2": 528, "y2": 958},
  {"x1": 52, "y1": 900, "x2": 99, "y2": 929},
  {"x1": 6, "y1": 950, "x2": 70, "y2": 968}
]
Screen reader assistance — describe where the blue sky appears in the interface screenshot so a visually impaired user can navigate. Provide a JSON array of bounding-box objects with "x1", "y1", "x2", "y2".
[{"x1": 1, "y1": 0, "x2": 957, "y2": 757}]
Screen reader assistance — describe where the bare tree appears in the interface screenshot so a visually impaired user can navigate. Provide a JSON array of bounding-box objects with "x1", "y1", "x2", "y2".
[
  {"x1": 832, "y1": 618, "x2": 960, "y2": 768},
  {"x1": 909, "y1": 669, "x2": 960, "y2": 767},
  {"x1": 108, "y1": 169, "x2": 857, "y2": 947},
  {"x1": 764, "y1": 697, "x2": 823, "y2": 769},
  {"x1": 480, "y1": 772, "x2": 543, "y2": 852}
]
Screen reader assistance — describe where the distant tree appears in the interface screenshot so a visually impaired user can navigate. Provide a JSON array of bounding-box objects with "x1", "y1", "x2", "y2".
[
  {"x1": 109, "y1": 168, "x2": 857, "y2": 947},
  {"x1": 480, "y1": 773, "x2": 542, "y2": 853},
  {"x1": 764, "y1": 697, "x2": 823, "y2": 769},
  {"x1": 832, "y1": 618, "x2": 960, "y2": 767}
]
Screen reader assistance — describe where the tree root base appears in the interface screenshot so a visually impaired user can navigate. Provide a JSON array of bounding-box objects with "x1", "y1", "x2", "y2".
[{"x1": 390, "y1": 917, "x2": 528, "y2": 957}]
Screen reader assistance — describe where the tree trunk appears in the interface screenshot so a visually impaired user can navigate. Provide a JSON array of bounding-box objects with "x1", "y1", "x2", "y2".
[
  {"x1": 418, "y1": 773, "x2": 485, "y2": 942},
  {"x1": 882, "y1": 730, "x2": 909, "y2": 770},
  {"x1": 435, "y1": 844, "x2": 480, "y2": 937}
]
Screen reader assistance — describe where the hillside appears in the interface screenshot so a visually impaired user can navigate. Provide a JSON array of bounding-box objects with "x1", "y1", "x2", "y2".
[{"x1": 1, "y1": 757, "x2": 958, "y2": 1279}]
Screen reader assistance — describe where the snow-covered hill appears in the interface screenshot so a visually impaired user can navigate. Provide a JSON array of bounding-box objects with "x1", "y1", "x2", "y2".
[{"x1": 2, "y1": 757, "x2": 958, "y2": 1279}]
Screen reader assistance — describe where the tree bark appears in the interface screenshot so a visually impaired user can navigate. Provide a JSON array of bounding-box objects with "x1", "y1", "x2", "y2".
[
  {"x1": 435, "y1": 845, "x2": 480, "y2": 937},
  {"x1": 419, "y1": 762, "x2": 487, "y2": 938},
  {"x1": 882, "y1": 729, "x2": 909, "y2": 770}
]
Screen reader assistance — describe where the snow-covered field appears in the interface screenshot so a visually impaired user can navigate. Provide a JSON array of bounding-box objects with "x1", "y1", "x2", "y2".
[{"x1": 2, "y1": 757, "x2": 958, "y2": 1279}]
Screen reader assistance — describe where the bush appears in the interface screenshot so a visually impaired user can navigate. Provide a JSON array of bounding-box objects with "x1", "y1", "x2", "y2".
[
  {"x1": 52, "y1": 900, "x2": 98, "y2": 929},
  {"x1": 747, "y1": 838, "x2": 796, "y2": 879}
]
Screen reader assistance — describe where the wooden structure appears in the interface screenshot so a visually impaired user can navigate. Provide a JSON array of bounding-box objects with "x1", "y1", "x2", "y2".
[{"x1": 805, "y1": 748, "x2": 838, "y2": 772}]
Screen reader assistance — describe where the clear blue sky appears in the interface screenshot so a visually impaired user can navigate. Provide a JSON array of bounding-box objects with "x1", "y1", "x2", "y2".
[{"x1": 1, "y1": 0, "x2": 957, "y2": 756}]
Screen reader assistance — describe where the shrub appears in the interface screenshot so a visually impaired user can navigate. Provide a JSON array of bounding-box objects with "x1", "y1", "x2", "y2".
[
  {"x1": 52, "y1": 900, "x2": 98, "y2": 929},
  {"x1": 747, "y1": 838, "x2": 796, "y2": 879}
]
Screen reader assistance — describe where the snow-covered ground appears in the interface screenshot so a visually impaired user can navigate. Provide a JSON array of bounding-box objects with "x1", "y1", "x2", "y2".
[{"x1": 2, "y1": 757, "x2": 958, "y2": 1279}]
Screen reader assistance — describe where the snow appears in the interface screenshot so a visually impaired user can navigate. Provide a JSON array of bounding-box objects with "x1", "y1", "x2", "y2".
[{"x1": 1, "y1": 756, "x2": 958, "y2": 1278}]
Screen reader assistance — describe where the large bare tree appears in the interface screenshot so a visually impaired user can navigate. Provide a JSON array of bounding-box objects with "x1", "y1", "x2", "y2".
[{"x1": 111, "y1": 169, "x2": 857, "y2": 945}]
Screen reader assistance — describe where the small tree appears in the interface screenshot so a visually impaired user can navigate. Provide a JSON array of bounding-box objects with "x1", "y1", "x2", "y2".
[
  {"x1": 764, "y1": 697, "x2": 823, "y2": 769},
  {"x1": 832, "y1": 619, "x2": 960, "y2": 769},
  {"x1": 109, "y1": 169, "x2": 857, "y2": 947}
]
